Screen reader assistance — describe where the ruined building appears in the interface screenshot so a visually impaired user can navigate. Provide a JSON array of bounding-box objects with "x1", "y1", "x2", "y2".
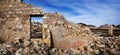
[{"x1": 0, "y1": 0, "x2": 94, "y2": 49}]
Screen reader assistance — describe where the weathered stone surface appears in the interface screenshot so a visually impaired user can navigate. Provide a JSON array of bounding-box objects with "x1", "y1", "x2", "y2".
[
  {"x1": 43, "y1": 13, "x2": 94, "y2": 49},
  {"x1": 0, "y1": 0, "x2": 94, "y2": 50},
  {"x1": 0, "y1": 0, "x2": 95, "y2": 50},
  {"x1": 0, "y1": 0, "x2": 43, "y2": 42}
]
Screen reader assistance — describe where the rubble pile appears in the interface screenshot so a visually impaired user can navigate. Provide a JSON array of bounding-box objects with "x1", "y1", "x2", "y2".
[
  {"x1": 50, "y1": 36, "x2": 120, "y2": 55},
  {"x1": 0, "y1": 38, "x2": 45, "y2": 55},
  {"x1": 0, "y1": 36, "x2": 120, "y2": 55}
]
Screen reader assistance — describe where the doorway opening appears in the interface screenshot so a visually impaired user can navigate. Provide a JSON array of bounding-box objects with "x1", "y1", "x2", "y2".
[{"x1": 30, "y1": 15, "x2": 43, "y2": 38}]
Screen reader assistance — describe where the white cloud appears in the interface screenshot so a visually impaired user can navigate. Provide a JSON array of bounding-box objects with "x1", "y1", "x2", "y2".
[
  {"x1": 24, "y1": 0, "x2": 120, "y2": 26},
  {"x1": 51, "y1": 0, "x2": 120, "y2": 26}
]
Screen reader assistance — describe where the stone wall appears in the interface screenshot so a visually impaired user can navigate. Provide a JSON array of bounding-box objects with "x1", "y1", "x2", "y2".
[
  {"x1": 0, "y1": 0, "x2": 94, "y2": 49},
  {"x1": 0, "y1": 0, "x2": 42, "y2": 41},
  {"x1": 43, "y1": 13, "x2": 94, "y2": 49}
]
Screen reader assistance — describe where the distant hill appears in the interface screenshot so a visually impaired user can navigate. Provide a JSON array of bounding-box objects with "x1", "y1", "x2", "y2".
[{"x1": 77, "y1": 23, "x2": 96, "y2": 28}]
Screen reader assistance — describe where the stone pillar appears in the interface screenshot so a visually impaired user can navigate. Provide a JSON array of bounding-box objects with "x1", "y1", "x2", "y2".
[{"x1": 108, "y1": 25, "x2": 113, "y2": 36}]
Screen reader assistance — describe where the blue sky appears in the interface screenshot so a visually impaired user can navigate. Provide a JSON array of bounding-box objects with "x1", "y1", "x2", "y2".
[
  {"x1": 23, "y1": 0, "x2": 120, "y2": 26},
  {"x1": 31, "y1": 17, "x2": 42, "y2": 23}
]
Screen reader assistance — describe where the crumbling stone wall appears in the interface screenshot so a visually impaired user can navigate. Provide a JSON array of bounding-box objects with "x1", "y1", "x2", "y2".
[
  {"x1": 0, "y1": 0, "x2": 94, "y2": 49},
  {"x1": 0, "y1": 0, "x2": 42, "y2": 41},
  {"x1": 43, "y1": 13, "x2": 94, "y2": 49}
]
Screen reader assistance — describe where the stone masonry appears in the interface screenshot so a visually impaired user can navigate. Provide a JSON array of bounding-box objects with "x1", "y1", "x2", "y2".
[
  {"x1": 0, "y1": 0, "x2": 43, "y2": 41},
  {"x1": 0, "y1": 0, "x2": 94, "y2": 49}
]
